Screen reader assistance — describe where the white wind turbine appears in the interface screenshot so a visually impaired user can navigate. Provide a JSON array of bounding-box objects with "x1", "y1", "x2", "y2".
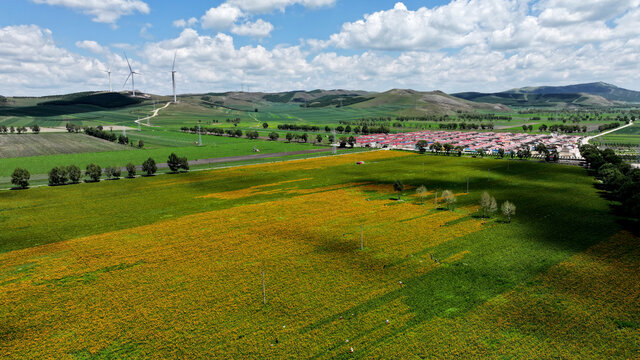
[
  {"x1": 171, "y1": 52, "x2": 178, "y2": 103},
  {"x1": 103, "y1": 64, "x2": 112, "y2": 92},
  {"x1": 123, "y1": 53, "x2": 139, "y2": 97}
]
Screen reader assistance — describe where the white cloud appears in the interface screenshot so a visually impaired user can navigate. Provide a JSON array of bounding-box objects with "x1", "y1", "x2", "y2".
[
  {"x1": 535, "y1": 0, "x2": 640, "y2": 26},
  {"x1": 231, "y1": 19, "x2": 274, "y2": 38},
  {"x1": 173, "y1": 17, "x2": 199, "y2": 28},
  {"x1": 200, "y1": 3, "x2": 244, "y2": 30},
  {"x1": 75, "y1": 40, "x2": 109, "y2": 55},
  {"x1": 30, "y1": 0, "x2": 150, "y2": 24},
  {"x1": 227, "y1": 0, "x2": 335, "y2": 13},
  {"x1": 0, "y1": 25, "x2": 109, "y2": 95}
]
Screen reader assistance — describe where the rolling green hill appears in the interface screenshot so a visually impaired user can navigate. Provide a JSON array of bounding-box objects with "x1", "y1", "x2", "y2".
[{"x1": 453, "y1": 82, "x2": 640, "y2": 108}]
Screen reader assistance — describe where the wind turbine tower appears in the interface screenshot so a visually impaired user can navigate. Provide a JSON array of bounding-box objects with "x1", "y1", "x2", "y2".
[
  {"x1": 104, "y1": 65, "x2": 112, "y2": 92},
  {"x1": 171, "y1": 52, "x2": 178, "y2": 103},
  {"x1": 123, "y1": 53, "x2": 139, "y2": 97}
]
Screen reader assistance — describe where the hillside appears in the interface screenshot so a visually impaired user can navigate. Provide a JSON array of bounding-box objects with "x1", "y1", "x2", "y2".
[
  {"x1": 351, "y1": 89, "x2": 512, "y2": 114},
  {"x1": 510, "y1": 82, "x2": 640, "y2": 103},
  {"x1": 454, "y1": 92, "x2": 615, "y2": 108},
  {"x1": 454, "y1": 82, "x2": 640, "y2": 107},
  {"x1": 38, "y1": 92, "x2": 143, "y2": 108}
]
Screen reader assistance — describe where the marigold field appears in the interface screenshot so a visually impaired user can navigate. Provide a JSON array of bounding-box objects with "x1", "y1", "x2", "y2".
[{"x1": 1, "y1": 151, "x2": 638, "y2": 359}]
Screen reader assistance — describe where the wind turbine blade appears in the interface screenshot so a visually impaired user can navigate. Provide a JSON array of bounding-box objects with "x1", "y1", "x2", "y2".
[
  {"x1": 123, "y1": 73, "x2": 132, "y2": 88},
  {"x1": 124, "y1": 52, "x2": 133, "y2": 73}
]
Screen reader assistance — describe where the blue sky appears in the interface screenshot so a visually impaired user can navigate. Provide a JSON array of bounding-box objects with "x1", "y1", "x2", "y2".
[{"x1": 1, "y1": 0, "x2": 639, "y2": 96}]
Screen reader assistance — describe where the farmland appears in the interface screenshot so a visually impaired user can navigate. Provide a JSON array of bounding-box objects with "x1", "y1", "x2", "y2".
[
  {"x1": 1, "y1": 151, "x2": 637, "y2": 358},
  {"x1": 0, "y1": 133, "x2": 127, "y2": 158}
]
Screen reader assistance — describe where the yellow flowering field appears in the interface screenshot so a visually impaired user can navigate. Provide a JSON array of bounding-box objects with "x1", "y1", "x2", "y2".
[{"x1": 0, "y1": 182, "x2": 484, "y2": 359}]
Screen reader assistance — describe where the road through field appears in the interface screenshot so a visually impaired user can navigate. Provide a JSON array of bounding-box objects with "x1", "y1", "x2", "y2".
[
  {"x1": 582, "y1": 121, "x2": 634, "y2": 145},
  {"x1": 135, "y1": 102, "x2": 172, "y2": 127}
]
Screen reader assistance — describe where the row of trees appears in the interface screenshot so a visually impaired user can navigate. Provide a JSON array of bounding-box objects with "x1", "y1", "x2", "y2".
[
  {"x1": 0, "y1": 125, "x2": 39, "y2": 134},
  {"x1": 580, "y1": 144, "x2": 639, "y2": 219},
  {"x1": 11, "y1": 153, "x2": 190, "y2": 189}
]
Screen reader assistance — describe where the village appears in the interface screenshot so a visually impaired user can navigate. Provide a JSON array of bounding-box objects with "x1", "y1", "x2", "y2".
[{"x1": 355, "y1": 130, "x2": 584, "y2": 158}]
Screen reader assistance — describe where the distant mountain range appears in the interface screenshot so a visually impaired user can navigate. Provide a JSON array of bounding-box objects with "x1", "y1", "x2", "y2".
[
  {"x1": 453, "y1": 82, "x2": 640, "y2": 107},
  {"x1": 2, "y1": 82, "x2": 637, "y2": 117}
]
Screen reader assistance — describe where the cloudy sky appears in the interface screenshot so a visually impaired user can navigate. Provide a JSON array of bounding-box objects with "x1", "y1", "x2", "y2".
[{"x1": 1, "y1": 0, "x2": 639, "y2": 96}]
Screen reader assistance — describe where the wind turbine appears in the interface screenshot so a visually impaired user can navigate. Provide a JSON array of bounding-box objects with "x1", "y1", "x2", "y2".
[
  {"x1": 171, "y1": 52, "x2": 178, "y2": 103},
  {"x1": 103, "y1": 64, "x2": 112, "y2": 92},
  {"x1": 123, "y1": 53, "x2": 139, "y2": 97}
]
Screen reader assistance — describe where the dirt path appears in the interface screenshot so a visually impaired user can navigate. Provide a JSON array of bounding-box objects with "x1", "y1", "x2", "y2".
[{"x1": 135, "y1": 102, "x2": 172, "y2": 127}]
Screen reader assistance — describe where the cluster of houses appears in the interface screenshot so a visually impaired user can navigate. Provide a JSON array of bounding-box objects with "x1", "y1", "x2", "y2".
[{"x1": 355, "y1": 131, "x2": 583, "y2": 157}]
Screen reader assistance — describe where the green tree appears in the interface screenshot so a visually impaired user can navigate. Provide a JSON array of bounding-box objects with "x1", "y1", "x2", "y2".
[
  {"x1": 138, "y1": 140, "x2": 144, "y2": 148},
  {"x1": 535, "y1": 143, "x2": 549, "y2": 156},
  {"x1": 497, "y1": 148, "x2": 505, "y2": 158},
  {"x1": 31, "y1": 124, "x2": 40, "y2": 134},
  {"x1": 168, "y1": 153, "x2": 189, "y2": 172},
  {"x1": 262, "y1": 122, "x2": 269, "y2": 129},
  {"x1": 501, "y1": 201, "x2": 516, "y2": 223},
  {"x1": 48, "y1": 166, "x2": 69, "y2": 186},
  {"x1": 316, "y1": 134, "x2": 323, "y2": 144},
  {"x1": 67, "y1": 165, "x2": 81, "y2": 184},
  {"x1": 11, "y1": 168, "x2": 30, "y2": 189},
  {"x1": 286, "y1": 133, "x2": 294, "y2": 142},
  {"x1": 416, "y1": 140, "x2": 429, "y2": 153},
  {"x1": 246, "y1": 130, "x2": 259, "y2": 140},
  {"x1": 85, "y1": 164, "x2": 102, "y2": 182},
  {"x1": 142, "y1": 158, "x2": 157, "y2": 176},
  {"x1": 126, "y1": 163, "x2": 136, "y2": 178},
  {"x1": 443, "y1": 143, "x2": 454, "y2": 154},
  {"x1": 347, "y1": 136, "x2": 356, "y2": 148},
  {"x1": 168, "y1": 153, "x2": 182, "y2": 172},
  {"x1": 269, "y1": 132, "x2": 279, "y2": 141}
]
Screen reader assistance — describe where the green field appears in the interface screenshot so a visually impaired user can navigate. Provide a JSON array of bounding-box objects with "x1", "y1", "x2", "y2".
[
  {"x1": 0, "y1": 133, "x2": 128, "y2": 158},
  {"x1": 1, "y1": 151, "x2": 637, "y2": 358}
]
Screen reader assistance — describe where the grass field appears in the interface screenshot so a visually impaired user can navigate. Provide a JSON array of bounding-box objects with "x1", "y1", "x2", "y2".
[
  {"x1": 1, "y1": 151, "x2": 637, "y2": 358},
  {"x1": 0, "y1": 133, "x2": 128, "y2": 158}
]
